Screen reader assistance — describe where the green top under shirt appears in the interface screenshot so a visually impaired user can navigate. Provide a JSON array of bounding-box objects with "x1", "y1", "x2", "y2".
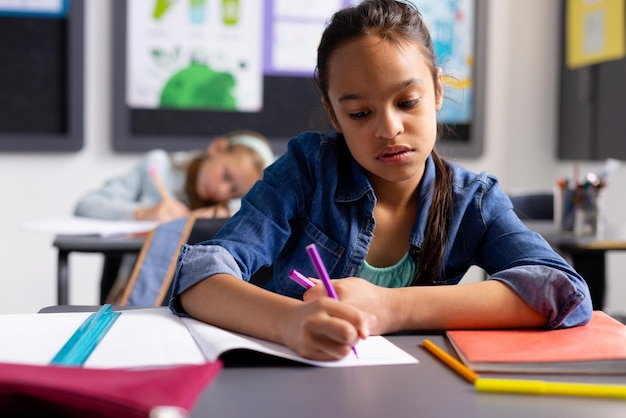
[{"x1": 357, "y1": 253, "x2": 415, "y2": 288}]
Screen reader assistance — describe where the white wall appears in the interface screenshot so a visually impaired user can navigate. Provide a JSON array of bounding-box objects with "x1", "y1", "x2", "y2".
[
  {"x1": 1, "y1": 1, "x2": 624, "y2": 315},
  {"x1": 0, "y1": 1, "x2": 137, "y2": 313}
]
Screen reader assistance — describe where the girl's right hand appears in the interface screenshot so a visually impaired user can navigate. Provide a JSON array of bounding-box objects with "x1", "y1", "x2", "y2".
[
  {"x1": 280, "y1": 297, "x2": 372, "y2": 360},
  {"x1": 134, "y1": 199, "x2": 190, "y2": 222}
]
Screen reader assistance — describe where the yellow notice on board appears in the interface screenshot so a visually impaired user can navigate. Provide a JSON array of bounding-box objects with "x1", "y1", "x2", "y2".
[{"x1": 566, "y1": 0, "x2": 625, "y2": 69}]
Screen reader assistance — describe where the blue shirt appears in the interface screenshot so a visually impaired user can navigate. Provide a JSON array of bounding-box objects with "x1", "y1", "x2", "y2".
[{"x1": 170, "y1": 131, "x2": 592, "y2": 329}]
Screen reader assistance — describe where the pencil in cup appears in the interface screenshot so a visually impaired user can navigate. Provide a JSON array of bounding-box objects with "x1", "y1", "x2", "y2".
[
  {"x1": 304, "y1": 244, "x2": 358, "y2": 358},
  {"x1": 148, "y1": 166, "x2": 170, "y2": 201}
]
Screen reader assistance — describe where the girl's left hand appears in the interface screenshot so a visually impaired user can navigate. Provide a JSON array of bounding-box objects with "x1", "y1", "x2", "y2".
[{"x1": 303, "y1": 277, "x2": 390, "y2": 335}]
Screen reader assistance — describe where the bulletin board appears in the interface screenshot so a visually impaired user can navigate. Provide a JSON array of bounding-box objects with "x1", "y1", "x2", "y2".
[
  {"x1": 112, "y1": 0, "x2": 487, "y2": 158},
  {"x1": 0, "y1": 0, "x2": 84, "y2": 152}
]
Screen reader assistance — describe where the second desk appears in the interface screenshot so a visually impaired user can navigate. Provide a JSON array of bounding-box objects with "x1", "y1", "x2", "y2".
[{"x1": 52, "y1": 234, "x2": 145, "y2": 305}]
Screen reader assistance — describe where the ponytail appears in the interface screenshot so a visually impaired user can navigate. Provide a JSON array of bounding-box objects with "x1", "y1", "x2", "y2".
[{"x1": 412, "y1": 150, "x2": 453, "y2": 284}]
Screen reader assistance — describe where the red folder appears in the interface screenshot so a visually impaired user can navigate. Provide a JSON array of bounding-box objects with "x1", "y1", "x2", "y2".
[
  {"x1": 447, "y1": 311, "x2": 626, "y2": 374},
  {"x1": 0, "y1": 361, "x2": 222, "y2": 417}
]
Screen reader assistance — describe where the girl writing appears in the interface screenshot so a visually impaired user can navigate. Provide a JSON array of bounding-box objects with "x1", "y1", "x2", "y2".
[{"x1": 171, "y1": 0, "x2": 592, "y2": 360}]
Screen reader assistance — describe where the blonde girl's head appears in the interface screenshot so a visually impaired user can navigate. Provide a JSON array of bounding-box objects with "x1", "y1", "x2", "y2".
[
  {"x1": 222, "y1": 130, "x2": 275, "y2": 173},
  {"x1": 186, "y1": 130, "x2": 274, "y2": 209}
]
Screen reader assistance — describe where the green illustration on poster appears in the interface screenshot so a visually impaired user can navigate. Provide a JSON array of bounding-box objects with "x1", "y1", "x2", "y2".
[
  {"x1": 153, "y1": 0, "x2": 175, "y2": 20},
  {"x1": 127, "y1": 0, "x2": 260, "y2": 112},
  {"x1": 126, "y1": 0, "x2": 475, "y2": 125},
  {"x1": 160, "y1": 61, "x2": 236, "y2": 109}
]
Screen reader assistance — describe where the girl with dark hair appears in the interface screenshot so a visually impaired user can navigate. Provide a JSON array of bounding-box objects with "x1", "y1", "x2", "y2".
[{"x1": 170, "y1": 0, "x2": 592, "y2": 361}]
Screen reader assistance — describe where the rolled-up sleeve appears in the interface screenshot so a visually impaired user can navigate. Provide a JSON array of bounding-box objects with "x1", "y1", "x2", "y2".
[
  {"x1": 169, "y1": 244, "x2": 243, "y2": 316},
  {"x1": 490, "y1": 265, "x2": 592, "y2": 329},
  {"x1": 474, "y1": 180, "x2": 593, "y2": 329}
]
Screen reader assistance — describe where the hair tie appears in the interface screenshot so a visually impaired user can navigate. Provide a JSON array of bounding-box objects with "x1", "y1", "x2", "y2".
[
  {"x1": 228, "y1": 134, "x2": 275, "y2": 168},
  {"x1": 395, "y1": 0, "x2": 417, "y2": 9}
]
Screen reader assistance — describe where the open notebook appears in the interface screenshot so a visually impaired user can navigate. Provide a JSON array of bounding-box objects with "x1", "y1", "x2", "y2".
[
  {"x1": 0, "y1": 307, "x2": 417, "y2": 368},
  {"x1": 181, "y1": 315, "x2": 418, "y2": 367}
]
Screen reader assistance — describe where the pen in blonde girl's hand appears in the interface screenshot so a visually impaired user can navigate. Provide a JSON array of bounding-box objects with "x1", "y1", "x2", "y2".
[
  {"x1": 134, "y1": 167, "x2": 189, "y2": 222},
  {"x1": 149, "y1": 166, "x2": 170, "y2": 202}
]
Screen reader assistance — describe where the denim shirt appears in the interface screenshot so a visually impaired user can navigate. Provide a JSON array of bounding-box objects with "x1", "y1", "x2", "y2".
[{"x1": 170, "y1": 131, "x2": 592, "y2": 329}]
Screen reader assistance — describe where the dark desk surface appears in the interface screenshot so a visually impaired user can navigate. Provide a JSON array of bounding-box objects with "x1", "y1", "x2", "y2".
[
  {"x1": 52, "y1": 234, "x2": 146, "y2": 253},
  {"x1": 193, "y1": 332, "x2": 626, "y2": 418},
  {"x1": 40, "y1": 306, "x2": 626, "y2": 417}
]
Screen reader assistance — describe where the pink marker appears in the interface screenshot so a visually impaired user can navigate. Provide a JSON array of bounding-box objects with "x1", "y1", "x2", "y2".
[
  {"x1": 288, "y1": 269, "x2": 315, "y2": 289},
  {"x1": 305, "y1": 243, "x2": 358, "y2": 358}
]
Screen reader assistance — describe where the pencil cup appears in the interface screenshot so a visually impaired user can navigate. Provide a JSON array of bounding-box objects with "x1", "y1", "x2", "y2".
[{"x1": 558, "y1": 186, "x2": 603, "y2": 236}]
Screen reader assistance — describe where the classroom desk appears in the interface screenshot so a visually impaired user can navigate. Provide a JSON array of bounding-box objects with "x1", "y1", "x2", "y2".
[
  {"x1": 52, "y1": 235, "x2": 145, "y2": 305},
  {"x1": 52, "y1": 221, "x2": 626, "y2": 310},
  {"x1": 525, "y1": 221, "x2": 626, "y2": 311},
  {"x1": 51, "y1": 221, "x2": 622, "y2": 310},
  {"x1": 195, "y1": 334, "x2": 626, "y2": 418},
  {"x1": 38, "y1": 305, "x2": 626, "y2": 417}
]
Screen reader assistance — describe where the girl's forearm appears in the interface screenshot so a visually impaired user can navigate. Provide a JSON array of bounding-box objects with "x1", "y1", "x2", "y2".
[
  {"x1": 180, "y1": 274, "x2": 300, "y2": 345},
  {"x1": 382, "y1": 280, "x2": 547, "y2": 333}
]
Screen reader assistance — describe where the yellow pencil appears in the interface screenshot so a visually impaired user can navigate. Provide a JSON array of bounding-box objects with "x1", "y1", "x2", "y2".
[
  {"x1": 422, "y1": 339, "x2": 479, "y2": 384},
  {"x1": 148, "y1": 166, "x2": 170, "y2": 201},
  {"x1": 475, "y1": 378, "x2": 626, "y2": 400}
]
